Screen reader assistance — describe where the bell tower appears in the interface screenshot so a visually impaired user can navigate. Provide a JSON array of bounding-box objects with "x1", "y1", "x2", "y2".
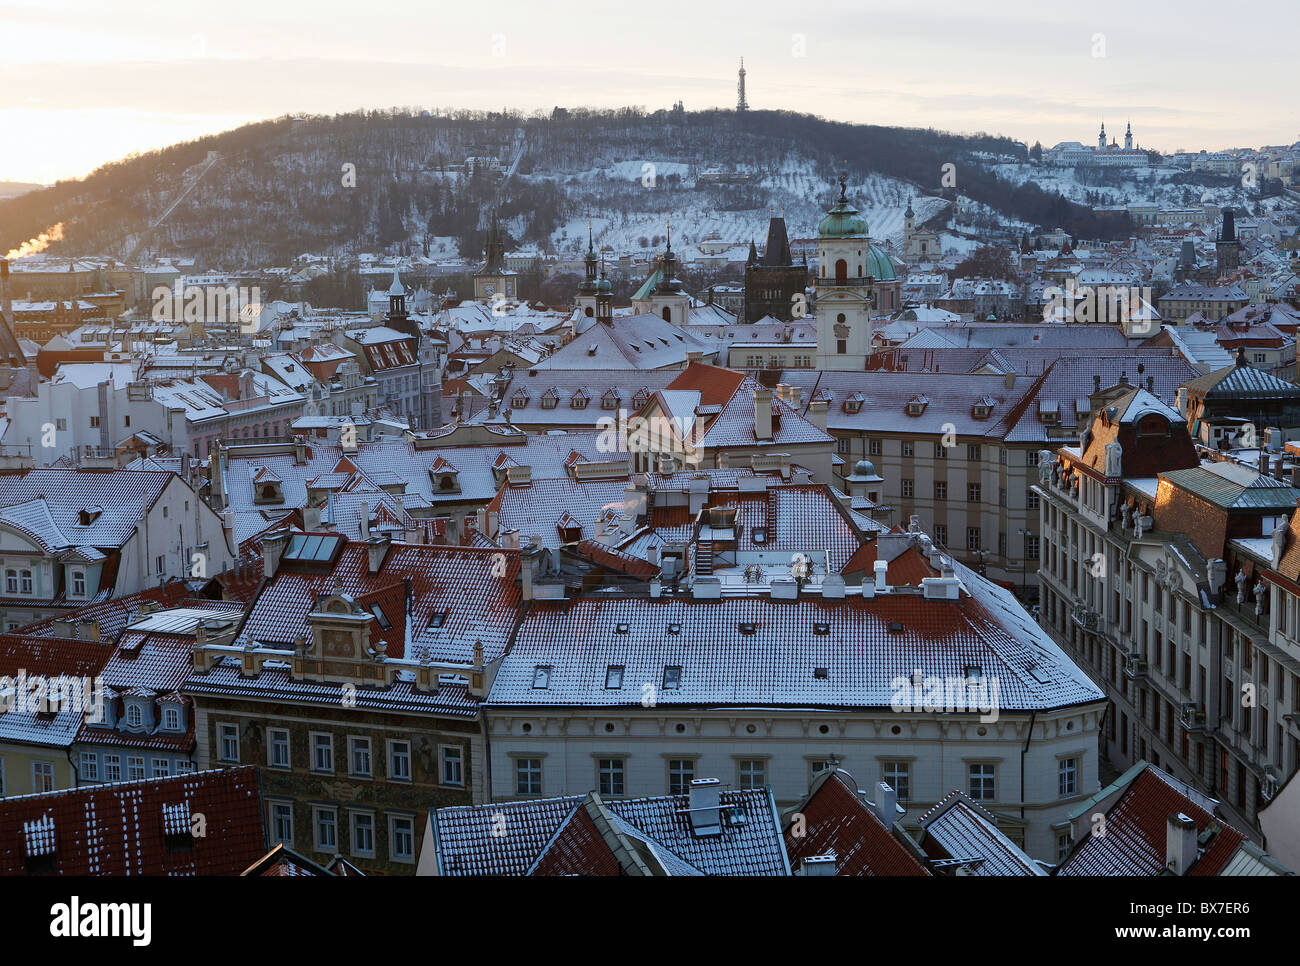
[{"x1": 815, "y1": 176, "x2": 875, "y2": 370}]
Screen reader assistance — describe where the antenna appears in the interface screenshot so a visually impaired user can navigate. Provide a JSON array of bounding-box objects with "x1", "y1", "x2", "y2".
[{"x1": 737, "y1": 58, "x2": 748, "y2": 112}]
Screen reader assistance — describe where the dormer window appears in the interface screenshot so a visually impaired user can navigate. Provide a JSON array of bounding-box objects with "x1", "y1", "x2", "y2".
[
  {"x1": 125, "y1": 703, "x2": 143, "y2": 729},
  {"x1": 71, "y1": 570, "x2": 86, "y2": 597},
  {"x1": 906, "y1": 395, "x2": 929, "y2": 416},
  {"x1": 842, "y1": 392, "x2": 864, "y2": 415},
  {"x1": 427, "y1": 610, "x2": 448, "y2": 629},
  {"x1": 541, "y1": 389, "x2": 559, "y2": 410},
  {"x1": 570, "y1": 391, "x2": 589, "y2": 410},
  {"x1": 532, "y1": 665, "x2": 552, "y2": 689},
  {"x1": 601, "y1": 390, "x2": 621, "y2": 410},
  {"x1": 512, "y1": 392, "x2": 529, "y2": 408},
  {"x1": 162, "y1": 704, "x2": 182, "y2": 732},
  {"x1": 77, "y1": 506, "x2": 103, "y2": 526},
  {"x1": 971, "y1": 396, "x2": 994, "y2": 419}
]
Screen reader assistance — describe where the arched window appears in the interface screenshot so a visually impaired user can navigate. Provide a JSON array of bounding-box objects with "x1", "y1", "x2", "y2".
[
  {"x1": 585, "y1": 306, "x2": 594, "y2": 317},
  {"x1": 835, "y1": 259, "x2": 848, "y2": 283},
  {"x1": 662, "y1": 306, "x2": 672, "y2": 323}
]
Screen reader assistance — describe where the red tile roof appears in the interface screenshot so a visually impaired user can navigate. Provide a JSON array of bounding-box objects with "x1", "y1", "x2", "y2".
[
  {"x1": 784, "y1": 771, "x2": 929, "y2": 876},
  {"x1": 0, "y1": 766, "x2": 265, "y2": 875},
  {"x1": 528, "y1": 803, "x2": 625, "y2": 876}
]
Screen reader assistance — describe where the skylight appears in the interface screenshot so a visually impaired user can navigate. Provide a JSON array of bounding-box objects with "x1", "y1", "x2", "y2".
[
  {"x1": 532, "y1": 665, "x2": 552, "y2": 689},
  {"x1": 662, "y1": 666, "x2": 682, "y2": 690},
  {"x1": 604, "y1": 665, "x2": 624, "y2": 689}
]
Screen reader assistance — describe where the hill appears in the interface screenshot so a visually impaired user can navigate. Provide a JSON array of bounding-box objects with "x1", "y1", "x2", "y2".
[{"x1": 0, "y1": 108, "x2": 1249, "y2": 268}]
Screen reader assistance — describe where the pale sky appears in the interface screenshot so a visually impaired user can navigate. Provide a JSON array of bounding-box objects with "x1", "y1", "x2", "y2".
[{"x1": 3, "y1": 0, "x2": 1297, "y2": 184}]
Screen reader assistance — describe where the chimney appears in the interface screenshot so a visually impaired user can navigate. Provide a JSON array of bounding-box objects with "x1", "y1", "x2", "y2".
[
  {"x1": 872, "y1": 781, "x2": 900, "y2": 826},
  {"x1": 303, "y1": 502, "x2": 322, "y2": 530},
  {"x1": 808, "y1": 398, "x2": 828, "y2": 431},
  {"x1": 360, "y1": 502, "x2": 370, "y2": 540},
  {"x1": 1165, "y1": 812, "x2": 1198, "y2": 875},
  {"x1": 445, "y1": 514, "x2": 462, "y2": 547},
  {"x1": 754, "y1": 388, "x2": 773, "y2": 440},
  {"x1": 262, "y1": 528, "x2": 291, "y2": 579},
  {"x1": 797, "y1": 854, "x2": 838, "y2": 876},
  {"x1": 367, "y1": 533, "x2": 391, "y2": 574},
  {"x1": 873, "y1": 559, "x2": 888, "y2": 592},
  {"x1": 647, "y1": 544, "x2": 660, "y2": 567},
  {"x1": 687, "y1": 778, "x2": 722, "y2": 836},
  {"x1": 1004, "y1": 371, "x2": 1016, "y2": 390},
  {"x1": 293, "y1": 436, "x2": 306, "y2": 465}
]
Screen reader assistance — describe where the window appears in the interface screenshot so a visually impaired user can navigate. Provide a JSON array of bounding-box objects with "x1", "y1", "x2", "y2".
[
  {"x1": 1025, "y1": 534, "x2": 1040, "y2": 559},
  {"x1": 349, "y1": 737, "x2": 372, "y2": 777},
  {"x1": 882, "y1": 761, "x2": 911, "y2": 802},
  {"x1": 934, "y1": 525, "x2": 948, "y2": 546},
  {"x1": 1026, "y1": 451, "x2": 1040, "y2": 467},
  {"x1": 19, "y1": 570, "x2": 32, "y2": 594},
  {"x1": 1027, "y1": 491, "x2": 1040, "y2": 511},
  {"x1": 151, "y1": 758, "x2": 170, "y2": 778},
  {"x1": 869, "y1": 439, "x2": 882, "y2": 457},
  {"x1": 668, "y1": 759, "x2": 695, "y2": 795},
  {"x1": 79, "y1": 752, "x2": 98, "y2": 782},
  {"x1": 1059, "y1": 757, "x2": 1078, "y2": 796},
  {"x1": 441, "y1": 746, "x2": 464, "y2": 787},
  {"x1": 71, "y1": 570, "x2": 85, "y2": 597},
  {"x1": 311, "y1": 733, "x2": 334, "y2": 773},
  {"x1": 604, "y1": 665, "x2": 624, "y2": 689},
  {"x1": 55, "y1": 418, "x2": 67, "y2": 431},
  {"x1": 389, "y1": 740, "x2": 411, "y2": 782},
  {"x1": 269, "y1": 729, "x2": 290, "y2": 769},
  {"x1": 126, "y1": 703, "x2": 142, "y2": 728},
  {"x1": 967, "y1": 444, "x2": 981, "y2": 461},
  {"x1": 662, "y1": 666, "x2": 682, "y2": 690},
  {"x1": 1057, "y1": 831, "x2": 1073, "y2": 862},
  {"x1": 934, "y1": 481, "x2": 947, "y2": 500},
  {"x1": 967, "y1": 483, "x2": 981, "y2": 502},
  {"x1": 390, "y1": 815, "x2": 416, "y2": 862},
  {"x1": 598, "y1": 758, "x2": 625, "y2": 796},
  {"x1": 32, "y1": 761, "x2": 54, "y2": 793},
  {"x1": 969, "y1": 763, "x2": 996, "y2": 801},
  {"x1": 218, "y1": 723, "x2": 239, "y2": 763},
  {"x1": 163, "y1": 706, "x2": 181, "y2": 731},
  {"x1": 89, "y1": 415, "x2": 100, "y2": 428},
  {"x1": 967, "y1": 527, "x2": 982, "y2": 552},
  {"x1": 532, "y1": 665, "x2": 552, "y2": 689},
  {"x1": 350, "y1": 812, "x2": 375, "y2": 857},
  {"x1": 516, "y1": 758, "x2": 542, "y2": 796},
  {"x1": 935, "y1": 442, "x2": 948, "y2": 460},
  {"x1": 902, "y1": 441, "x2": 914, "y2": 458},
  {"x1": 103, "y1": 755, "x2": 121, "y2": 782},
  {"x1": 901, "y1": 478, "x2": 914, "y2": 498},
  {"x1": 271, "y1": 803, "x2": 294, "y2": 846},
  {"x1": 3, "y1": 570, "x2": 14, "y2": 593},
  {"x1": 313, "y1": 807, "x2": 338, "y2": 852},
  {"x1": 127, "y1": 756, "x2": 145, "y2": 780},
  {"x1": 836, "y1": 437, "x2": 850, "y2": 454},
  {"x1": 738, "y1": 759, "x2": 766, "y2": 789}
]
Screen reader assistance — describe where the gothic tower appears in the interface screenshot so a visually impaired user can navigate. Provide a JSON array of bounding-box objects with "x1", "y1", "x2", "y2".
[
  {"x1": 1216, "y1": 207, "x2": 1241, "y2": 277},
  {"x1": 744, "y1": 209, "x2": 808, "y2": 322}
]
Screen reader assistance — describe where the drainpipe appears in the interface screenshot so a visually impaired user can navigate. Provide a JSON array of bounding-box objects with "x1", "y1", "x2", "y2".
[{"x1": 1020, "y1": 710, "x2": 1036, "y2": 823}]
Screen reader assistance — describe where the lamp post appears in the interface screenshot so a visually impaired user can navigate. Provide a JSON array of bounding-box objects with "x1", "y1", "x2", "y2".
[{"x1": 1016, "y1": 528, "x2": 1033, "y2": 602}]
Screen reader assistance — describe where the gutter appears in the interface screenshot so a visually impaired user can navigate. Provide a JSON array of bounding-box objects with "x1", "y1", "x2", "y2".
[{"x1": 1021, "y1": 710, "x2": 1036, "y2": 823}]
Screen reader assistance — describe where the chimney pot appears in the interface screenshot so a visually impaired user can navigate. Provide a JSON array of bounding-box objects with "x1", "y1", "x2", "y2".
[
  {"x1": 873, "y1": 559, "x2": 889, "y2": 591},
  {"x1": 1166, "y1": 812, "x2": 1198, "y2": 875}
]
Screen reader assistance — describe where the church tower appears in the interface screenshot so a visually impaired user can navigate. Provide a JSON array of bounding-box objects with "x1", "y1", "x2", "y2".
[
  {"x1": 1124, "y1": 121, "x2": 1133, "y2": 150},
  {"x1": 743, "y1": 209, "x2": 807, "y2": 322},
  {"x1": 473, "y1": 211, "x2": 517, "y2": 302},
  {"x1": 643, "y1": 222, "x2": 691, "y2": 325},
  {"x1": 815, "y1": 176, "x2": 875, "y2": 370},
  {"x1": 384, "y1": 268, "x2": 418, "y2": 340},
  {"x1": 1098, "y1": 122, "x2": 1107, "y2": 150},
  {"x1": 575, "y1": 222, "x2": 600, "y2": 317}
]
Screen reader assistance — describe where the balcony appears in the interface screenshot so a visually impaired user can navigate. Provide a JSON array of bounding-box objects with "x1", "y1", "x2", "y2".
[
  {"x1": 1070, "y1": 603, "x2": 1102, "y2": 634},
  {"x1": 1178, "y1": 701, "x2": 1207, "y2": 733},
  {"x1": 1122, "y1": 653, "x2": 1148, "y2": 680}
]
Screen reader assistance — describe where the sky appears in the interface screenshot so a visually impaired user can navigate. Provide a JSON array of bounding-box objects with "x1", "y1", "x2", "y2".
[{"x1": 2, "y1": 0, "x2": 1297, "y2": 185}]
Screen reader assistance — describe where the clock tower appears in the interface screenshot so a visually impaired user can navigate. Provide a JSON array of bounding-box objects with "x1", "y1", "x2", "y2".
[{"x1": 815, "y1": 176, "x2": 875, "y2": 370}]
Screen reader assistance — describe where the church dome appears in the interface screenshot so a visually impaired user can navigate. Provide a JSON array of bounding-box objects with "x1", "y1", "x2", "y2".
[
  {"x1": 595, "y1": 276, "x2": 613, "y2": 294},
  {"x1": 817, "y1": 200, "x2": 869, "y2": 239},
  {"x1": 867, "y1": 245, "x2": 897, "y2": 282}
]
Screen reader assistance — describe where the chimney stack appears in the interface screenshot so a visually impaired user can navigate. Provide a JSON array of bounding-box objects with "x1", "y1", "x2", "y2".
[
  {"x1": 1165, "y1": 812, "x2": 1198, "y2": 875},
  {"x1": 262, "y1": 528, "x2": 291, "y2": 579},
  {"x1": 753, "y1": 388, "x2": 773, "y2": 440},
  {"x1": 367, "y1": 533, "x2": 391, "y2": 574},
  {"x1": 872, "y1": 781, "x2": 900, "y2": 827},
  {"x1": 797, "y1": 854, "x2": 838, "y2": 876},
  {"x1": 873, "y1": 559, "x2": 888, "y2": 592}
]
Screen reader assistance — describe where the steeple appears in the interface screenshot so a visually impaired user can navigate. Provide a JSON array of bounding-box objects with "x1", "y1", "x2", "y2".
[
  {"x1": 656, "y1": 219, "x2": 682, "y2": 293},
  {"x1": 1098, "y1": 121, "x2": 1106, "y2": 150},
  {"x1": 579, "y1": 220, "x2": 599, "y2": 295},
  {"x1": 595, "y1": 255, "x2": 613, "y2": 324},
  {"x1": 1124, "y1": 120, "x2": 1133, "y2": 150}
]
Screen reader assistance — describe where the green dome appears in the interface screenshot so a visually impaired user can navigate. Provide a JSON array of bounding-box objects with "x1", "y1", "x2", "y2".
[
  {"x1": 867, "y1": 244, "x2": 896, "y2": 282},
  {"x1": 595, "y1": 276, "x2": 613, "y2": 294},
  {"x1": 817, "y1": 200, "x2": 869, "y2": 239}
]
